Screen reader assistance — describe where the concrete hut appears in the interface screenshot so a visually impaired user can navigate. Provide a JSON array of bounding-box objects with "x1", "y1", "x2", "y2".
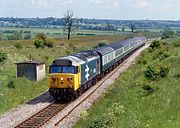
[{"x1": 15, "y1": 61, "x2": 45, "y2": 81}]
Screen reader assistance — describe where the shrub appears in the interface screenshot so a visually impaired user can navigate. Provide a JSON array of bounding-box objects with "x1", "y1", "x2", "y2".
[
  {"x1": 142, "y1": 84, "x2": 155, "y2": 94},
  {"x1": 94, "y1": 40, "x2": 109, "y2": 48},
  {"x1": 0, "y1": 52, "x2": 7, "y2": 62},
  {"x1": 33, "y1": 38, "x2": 45, "y2": 48},
  {"x1": 150, "y1": 40, "x2": 161, "y2": 49},
  {"x1": 159, "y1": 66, "x2": 170, "y2": 77},
  {"x1": 144, "y1": 64, "x2": 170, "y2": 81},
  {"x1": 45, "y1": 38, "x2": 54, "y2": 48},
  {"x1": 33, "y1": 33, "x2": 54, "y2": 48},
  {"x1": 14, "y1": 42, "x2": 23, "y2": 49},
  {"x1": 154, "y1": 50, "x2": 170, "y2": 60},
  {"x1": 144, "y1": 65, "x2": 158, "y2": 81},
  {"x1": 7, "y1": 80, "x2": 15, "y2": 89},
  {"x1": 162, "y1": 30, "x2": 175, "y2": 38},
  {"x1": 173, "y1": 39, "x2": 180, "y2": 47},
  {"x1": 33, "y1": 33, "x2": 47, "y2": 48}
]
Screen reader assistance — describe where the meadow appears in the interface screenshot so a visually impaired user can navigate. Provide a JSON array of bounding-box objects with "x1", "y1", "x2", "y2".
[
  {"x1": 0, "y1": 27, "x2": 128, "y2": 39},
  {"x1": 74, "y1": 37, "x2": 180, "y2": 128}
]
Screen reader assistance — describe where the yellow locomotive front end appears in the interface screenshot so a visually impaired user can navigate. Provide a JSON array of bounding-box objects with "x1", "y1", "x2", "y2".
[{"x1": 48, "y1": 57, "x2": 82, "y2": 100}]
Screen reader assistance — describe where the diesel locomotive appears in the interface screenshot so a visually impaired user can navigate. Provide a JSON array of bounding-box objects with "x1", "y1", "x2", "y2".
[{"x1": 48, "y1": 36, "x2": 147, "y2": 100}]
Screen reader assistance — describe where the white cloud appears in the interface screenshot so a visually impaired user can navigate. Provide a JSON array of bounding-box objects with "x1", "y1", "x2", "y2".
[{"x1": 133, "y1": 0, "x2": 152, "y2": 9}]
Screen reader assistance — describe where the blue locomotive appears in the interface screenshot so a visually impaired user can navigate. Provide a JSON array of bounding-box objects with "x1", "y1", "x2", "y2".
[{"x1": 48, "y1": 36, "x2": 147, "y2": 100}]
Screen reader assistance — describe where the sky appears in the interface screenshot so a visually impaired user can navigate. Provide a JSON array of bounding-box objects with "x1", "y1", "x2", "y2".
[{"x1": 0, "y1": 0, "x2": 180, "y2": 20}]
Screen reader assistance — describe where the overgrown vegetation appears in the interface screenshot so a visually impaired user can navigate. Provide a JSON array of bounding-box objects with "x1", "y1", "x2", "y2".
[
  {"x1": 74, "y1": 37, "x2": 180, "y2": 128},
  {"x1": 14, "y1": 42, "x2": 23, "y2": 49},
  {"x1": 33, "y1": 33, "x2": 54, "y2": 48},
  {"x1": 0, "y1": 51, "x2": 7, "y2": 62},
  {"x1": 94, "y1": 40, "x2": 109, "y2": 48}
]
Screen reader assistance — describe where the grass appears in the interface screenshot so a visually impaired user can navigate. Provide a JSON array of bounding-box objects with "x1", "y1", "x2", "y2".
[
  {"x1": 0, "y1": 34, "x2": 131, "y2": 115},
  {"x1": 74, "y1": 37, "x2": 180, "y2": 128}
]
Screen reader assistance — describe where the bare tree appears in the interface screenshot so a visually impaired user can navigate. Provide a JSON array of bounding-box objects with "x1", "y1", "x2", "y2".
[
  {"x1": 129, "y1": 24, "x2": 136, "y2": 32},
  {"x1": 63, "y1": 10, "x2": 74, "y2": 40}
]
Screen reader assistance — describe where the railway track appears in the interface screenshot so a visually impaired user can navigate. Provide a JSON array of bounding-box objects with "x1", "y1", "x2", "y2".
[
  {"x1": 15, "y1": 102, "x2": 68, "y2": 128},
  {"x1": 15, "y1": 45, "x2": 147, "y2": 128}
]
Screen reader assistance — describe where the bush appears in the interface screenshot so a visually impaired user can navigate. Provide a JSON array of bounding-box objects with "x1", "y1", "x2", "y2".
[
  {"x1": 144, "y1": 65, "x2": 158, "y2": 81},
  {"x1": 14, "y1": 42, "x2": 23, "y2": 49},
  {"x1": 162, "y1": 30, "x2": 175, "y2": 38},
  {"x1": 154, "y1": 50, "x2": 170, "y2": 60},
  {"x1": 7, "y1": 80, "x2": 15, "y2": 89},
  {"x1": 173, "y1": 39, "x2": 180, "y2": 47},
  {"x1": 33, "y1": 33, "x2": 54, "y2": 48},
  {"x1": 33, "y1": 33, "x2": 47, "y2": 48},
  {"x1": 45, "y1": 38, "x2": 54, "y2": 48},
  {"x1": 150, "y1": 40, "x2": 161, "y2": 49},
  {"x1": 0, "y1": 52, "x2": 7, "y2": 63},
  {"x1": 33, "y1": 38, "x2": 45, "y2": 48},
  {"x1": 94, "y1": 40, "x2": 109, "y2": 48},
  {"x1": 144, "y1": 64, "x2": 170, "y2": 81}
]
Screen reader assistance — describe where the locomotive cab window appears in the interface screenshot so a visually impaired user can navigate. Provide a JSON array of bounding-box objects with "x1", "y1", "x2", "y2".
[
  {"x1": 63, "y1": 66, "x2": 75, "y2": 73},
  {"x1": 49, "y1": 66, "x2": 62, "y2": 73},
  {"x1": 50, "y1": 65, "x2": 78, "y2": 74}
]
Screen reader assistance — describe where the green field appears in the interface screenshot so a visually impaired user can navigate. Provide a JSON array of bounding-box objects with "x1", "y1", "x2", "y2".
[
  {"x1": 0, "y1": 27, "x2": 129, "y2": 39},
  {"x1": 74, "y1": 37, "x2": 180, "y2": 128}
]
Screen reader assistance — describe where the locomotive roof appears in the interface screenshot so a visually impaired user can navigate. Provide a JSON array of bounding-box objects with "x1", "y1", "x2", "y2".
[
  {"x1": 94, "y1": 46, "x2": 114, "y2": 55},
  {"x1": 73, "y1": 50, "x2": 99, "y2": 61},
  {"x1": 54, "y1": 56, "x2": 84, "y2": 66}
]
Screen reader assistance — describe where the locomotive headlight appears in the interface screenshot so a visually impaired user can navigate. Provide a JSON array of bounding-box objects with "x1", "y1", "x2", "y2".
[{"x1": 60, "y1": 77, "x2": 63, "y2": 81}]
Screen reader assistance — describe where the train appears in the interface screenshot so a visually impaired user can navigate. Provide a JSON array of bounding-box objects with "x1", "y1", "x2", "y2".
[{"x1": 48, "y1": 36, "x2": 147, "y2": 100}]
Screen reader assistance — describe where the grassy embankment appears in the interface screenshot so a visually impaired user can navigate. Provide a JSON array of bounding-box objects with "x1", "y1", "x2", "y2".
[
  {"x1": 0, "y1": 34, "x2": 128, "y2": 115},
  {"x1": 74, "y1": 37, "x2": 180, "y2": 128}
]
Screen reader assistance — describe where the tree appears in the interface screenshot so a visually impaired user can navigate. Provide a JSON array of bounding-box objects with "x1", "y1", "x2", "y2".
[
  {"x1": 121, "y1": 26, "x2": 125, "y2": 32},
  {"x1": 62, "y1": 10, "x2": 75, "y2": 40},
  {"x1": 129, "y1": 24, "x2": 136, "y2": 32}
]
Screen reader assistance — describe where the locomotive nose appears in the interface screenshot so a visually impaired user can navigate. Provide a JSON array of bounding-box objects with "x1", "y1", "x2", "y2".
[{"x1": 49, "y1": 74, "x2": 74, "y2": 88}]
